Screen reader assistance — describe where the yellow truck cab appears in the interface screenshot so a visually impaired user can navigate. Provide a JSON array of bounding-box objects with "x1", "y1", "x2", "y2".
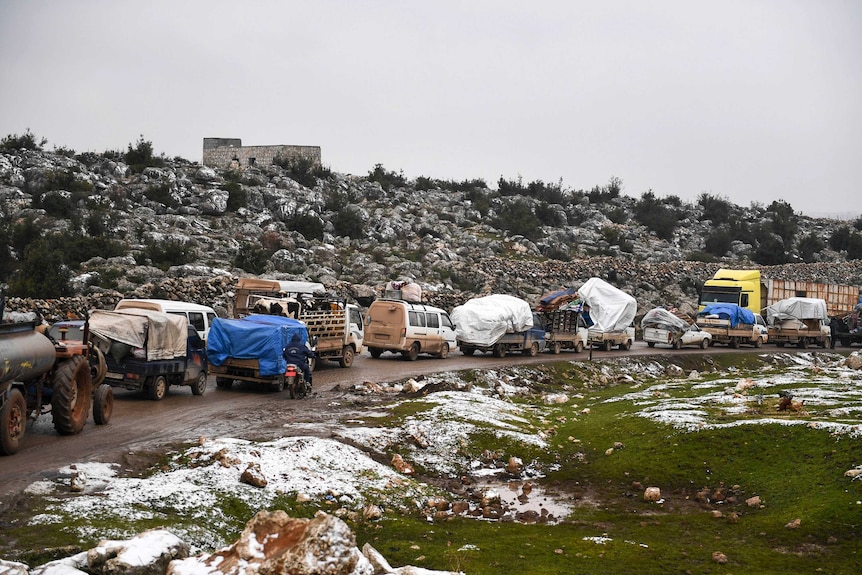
[{"x1": 699, "y1": 269, "x2": 762, "y2": 314}]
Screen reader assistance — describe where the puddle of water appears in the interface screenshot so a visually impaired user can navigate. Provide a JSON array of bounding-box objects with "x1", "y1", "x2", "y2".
[{"x1": 474, "y1": 478, "x2": 572, "y2": 521}]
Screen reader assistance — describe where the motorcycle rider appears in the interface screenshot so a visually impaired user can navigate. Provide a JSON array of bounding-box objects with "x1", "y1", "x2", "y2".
[{"x1": 283, "y1": 333, "x2": 315, "y2": 387}]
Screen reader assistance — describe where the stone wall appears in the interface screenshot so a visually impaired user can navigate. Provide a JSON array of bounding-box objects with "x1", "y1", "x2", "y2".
[{"x1": 202, "y1": 137, "x2": 321, "y2": 169}]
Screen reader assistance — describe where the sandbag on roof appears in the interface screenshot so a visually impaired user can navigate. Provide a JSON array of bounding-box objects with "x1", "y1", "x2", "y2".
[
  {"x1": 765, "y1": 297, "x2": 828, "y2": 325},
  {"x1": 452, "y1": 294, "x2": 533, "y2": 347},
  {"x1": 576, "y1": 278, "x2": 636, "y2": 332}
]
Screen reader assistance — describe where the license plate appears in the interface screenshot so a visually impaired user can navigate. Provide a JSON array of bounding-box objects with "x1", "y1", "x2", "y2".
[{"x1": 106, "y1": 372, "x2": 124, "y2": 380}]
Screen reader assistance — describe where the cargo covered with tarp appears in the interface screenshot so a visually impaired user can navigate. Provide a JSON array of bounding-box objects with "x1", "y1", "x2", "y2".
[
  {"x1": 640, "y1": 308, "x2": 692, "y2": 333},
  {"x1": 452, "y1": 294, "x2": 533, "y2": 347},
  {"x1": 88, "y1": 309, "x2": 187, "y2": 361},
  {"x1": 207, "y1": 314, "x2": 308, "y2": 377},
  {"x1": 697, "y1": 303, "x2": 755, "y2": 328},
  {"x1": 576, "y1": 278, "x2": 636, "y2": 332},
  {"x1": 765, "y1": 297, "x2": 828, "y2": 327},
  {"x1": 538, "y1": 287, "x2": 579, "y2": 311}
]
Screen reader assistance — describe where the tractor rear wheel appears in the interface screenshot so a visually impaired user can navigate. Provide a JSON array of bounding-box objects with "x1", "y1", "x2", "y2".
[
  {"x1": 52, "y1": 356, "x2": 92, "y2": 435},
  {"x1": 1, "y1": 388, "x2": 27, "y2": 455}
]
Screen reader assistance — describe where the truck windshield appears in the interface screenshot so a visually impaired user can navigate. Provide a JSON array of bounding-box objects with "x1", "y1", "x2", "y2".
[{"x1": 700, "y1": 289, "x2": 740, "y2": 306}]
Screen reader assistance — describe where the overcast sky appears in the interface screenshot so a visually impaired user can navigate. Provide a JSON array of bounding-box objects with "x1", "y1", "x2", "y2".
[{"x1": 1, "y1": 0, "x2": 860, "y2": 216}]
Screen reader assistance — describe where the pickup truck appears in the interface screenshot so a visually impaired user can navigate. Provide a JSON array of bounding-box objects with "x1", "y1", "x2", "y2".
[
  {"x1": 540, "y1": 309, "x2": 589, "y2": 354},
  {"x1": 207, "y1": 314, "x2": 312, "y2": 394},
  {"x1": 696, "y1": 304, "x2": 768, "y2": 348},
  {"x1": 89, "y1": 309, "x2": 208, "y2": 400},
  {"x1": 453, "y1": 295, "x2": 545, "y2": 357},
  {"x1": 587, "y1": 326, "x2": 636, "y2": 351},
  {"x1": 765, "y1": 297, "x2": 831, "y2": 349}
]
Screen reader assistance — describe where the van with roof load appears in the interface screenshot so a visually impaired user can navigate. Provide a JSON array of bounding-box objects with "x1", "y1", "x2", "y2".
[{"x1": 364, "y1": 299, "x2": 456, "y2": 360}]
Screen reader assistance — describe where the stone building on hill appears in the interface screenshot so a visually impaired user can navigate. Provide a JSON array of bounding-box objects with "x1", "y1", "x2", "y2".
[{"x1": 202, "y1": 137, "x2": 321, "y2": 169}]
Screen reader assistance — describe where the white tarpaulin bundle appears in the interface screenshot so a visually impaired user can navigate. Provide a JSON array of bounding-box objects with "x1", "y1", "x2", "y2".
[
  {"x1": 764, "y1": 297, "x2": 828, "y2": 326},
  {"x1": 577, "y1": 277, "x2": 637, "y2": 332},
  {"x1": 89, "y1": 309, "x2": 187, "y2": 360},
  {"x1": 640, "y1": 307, "x2": 691, "y2": 333},
  {"x1": 451, "y1": 294, "x2": 533, "y2": 347}
]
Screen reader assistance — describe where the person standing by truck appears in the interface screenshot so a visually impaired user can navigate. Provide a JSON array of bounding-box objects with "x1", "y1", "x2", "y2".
[{"x1": 283, "y1": 333, "x2": 315, "y2": 387}]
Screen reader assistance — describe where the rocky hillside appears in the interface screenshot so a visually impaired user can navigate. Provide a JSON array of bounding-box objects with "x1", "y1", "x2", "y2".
[{"x1": 2, "y1": 141, "x2": 862, "y2": 321}]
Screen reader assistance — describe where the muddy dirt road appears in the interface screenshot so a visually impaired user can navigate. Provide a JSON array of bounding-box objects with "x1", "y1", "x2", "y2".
[{"x1": 0, "y1": 344, "x2": 814, "y2": 500}]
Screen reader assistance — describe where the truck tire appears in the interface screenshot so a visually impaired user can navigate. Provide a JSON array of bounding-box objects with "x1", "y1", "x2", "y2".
[
  {"x1": 191, "y1": 372, "x2": 207, "y2": 396},
  {"x1": 552, "y1": 341, "x2": 562, "y2": 354},
  {"x1": 823, "y1": 337, "x2": 831, "y2": 349},
  {"x1": 405, "y1": 343, "x2": 420, "y2": 361},
  {"x1": 90, "y1": 346, "x2": 107, "y2": 387},
  {"x1": 493, "y1": 343, "x2": 506, "y2": 358},
  {"x1": 339, "y1": 346, "x2": 355, "y2": 368},
  {"x1": 754, "y1": 337, "x2": 763, "y2": 349},
  {"x1": 524, "y1": 342, "x2": 539, "y2": 357},
  {"x1": 575, "y1": 341, "x2": 584, "y2": 353},
  {"x1": 776, "y1": 342, "x2": 785, "y2": 348},
  {"x1": 672, "y1": 339, "x2": 682, "y2": 350},
  {"x1": 841, "y1": 337, "x2": 850, "y2": 347},
  {"x1": 52, "y1": 356, "x2": 92, "y2": 435},
  {"x1": 369, "y1": 347, "x2": 383, "y2": 359},
  {"x1": 148, "y1": 376, "x2": 168, "y2": 401},
  {"x1": 798, "y1": 338, "x2": 808, "y2": 349},
  {"x1": 729, "y1": 337, "x2": 739, "y2": 349},
  {"x1": 437, "y1": 343, "x2": 449, "y2": 359},
  {"x1": 621, "y1": 340, "x2": 632, "y2": 351},
  {"x1": 699, "y1": 338, "x2": 708, "y2": 349},
  {"x1": 602, "y1": 340, "x2": 612, "y2": 352},
  {"x1": 461, "y1": 347, "x2": 475, "y2": 356},
  {"x1": 1, "y1": 388, "x2": 27, "y2": 455},
  {"x1": 93, "y1": 384, "x2": 113, "y2": 425},
  {"x1": 216, "y1": 377, "x2": 233, "y2": 389},
  {"x1": 647, "y1": 341, "x2": 656, "y2": 348}
]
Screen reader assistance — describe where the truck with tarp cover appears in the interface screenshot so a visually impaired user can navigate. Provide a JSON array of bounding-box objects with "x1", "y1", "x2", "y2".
[
  {"x1": 452, "y1": 294, "x2": 545, "y2": 357},
  {"x1": 233, "y1": 278, "x2": 363, "y2": 368},
  {"x1": 577, "y1": 278, "x2": 636, "y2": 351},
  {"x1": 641, "y1": 307, "x2": 711, "y2": 349},
  {"x1": 207, "y1": 314, "x2": 311, "y2": 395},
  {"x1": 699, "y1": 268, "x2": 861, "y2": 317},
  {"x1": 88, "y1": 309, "x2": 208, "y2": 400},
  {"x1": 696, "y1": 303, "x2": 768, "y2": 348},
  {"x1": 764, "y1": 297, "x2": 831, "y2": 348},
  {"x1": 536, "y1": 288, "x2": 589, "y2": 354}
]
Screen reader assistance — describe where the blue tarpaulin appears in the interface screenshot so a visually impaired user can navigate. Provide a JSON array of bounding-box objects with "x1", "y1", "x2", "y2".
[
  {"x1": 697, "y1": 303, "x2": 755, "y2": 328},
  {"x1": 207, "y1": 315, "x2": 308, "y2": 376}
]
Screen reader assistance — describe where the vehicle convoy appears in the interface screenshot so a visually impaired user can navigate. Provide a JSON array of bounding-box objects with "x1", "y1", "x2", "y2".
[
  {"x1": 365, "y1": 298, "x2": 456, "y2": 360},
  {"x1": 641, "y1": 307, "x2": 712, "y2": 349},
  {"x1": 233, "y1": 278, "x2": 363, "y2": 368},
  {"x1": 452, "y1": 294, "x2": 546, "y2": 357},
  {"x1": 699, "y1": 269, "x2": 862, "y2": 317},
  {"x1": 207, "y1": 314, "x2": 311, "y2": 396},
  {"x1": 88, "y1": 309, "x2": 208, "y2": 400},
  {"x1": 764, "y1": 297, "x2": 831, "y2": 348},
  {"x1": 1, "y1": 314, "x2": 112, "y2": 455},
  {"x1": 577, "y1": 277, "x2": 636, "y2": 351},
  {"x1": 696, "y1": 303, "x2": 768, "y2": 348},
  {"x1": 536, "y1": 288, "x2": 588, "y2": 354}
]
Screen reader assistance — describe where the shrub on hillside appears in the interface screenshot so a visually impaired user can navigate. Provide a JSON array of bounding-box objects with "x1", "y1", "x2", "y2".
[
  {"x1": 273, "y1": 155, "x2": 331, "y2": 188},
  {"x1": 367, "y1": 164, "x2": 406, "y2": 191},
  {"x1": 124, "y1": 136, "x2": 165, "y2": 173},
  {"x1": 222, "y1": 181, "x2": 247, "y2": 211},
  {"x1": 0, "y1": 130, "x2": 46, "y2": 151},
  {"x1": 797, "y1": 233, "x2": 825, "y2": 263},
  {"x1": 144, "y1": 183, "x2": 178, "y2": 208},
  {"x1": 697, "y1": 193, "x2": 735, "y2": 226},
  {"x1": 142, "y1": 239, "x2": 196, "y2": 270},
  {"x1": 233, "y1": 241, "x2": 270, "y2": 275},
  {"x1": 290, "y1": 214, "x2": 324, "y2": 241},
  {"x1": 332, "y1": 206, "x2": 365, "y2": 239},
  {"x1": 8, "y1": 238, "x2": 72, "y2": 298},
  {"x1": 634, "y1": 191, "x2": 678, "y2": 241},
  {"x1": 493, "y1": 198, "x2": 542, "y2": 241}
]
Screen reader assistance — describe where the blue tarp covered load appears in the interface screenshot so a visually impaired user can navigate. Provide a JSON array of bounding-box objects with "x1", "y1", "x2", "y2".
[
  {"x1": 697, "y1": 303, "x2": 755, "y2": 328},
  {"x1": 207, "y1": 314, "x2": 308, "y2": 376}
]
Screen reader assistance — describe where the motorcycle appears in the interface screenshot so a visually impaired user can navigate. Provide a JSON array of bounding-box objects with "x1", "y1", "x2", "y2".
[{"x1": 284, "y1": 363, "x2": 311, "y2": 399}]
